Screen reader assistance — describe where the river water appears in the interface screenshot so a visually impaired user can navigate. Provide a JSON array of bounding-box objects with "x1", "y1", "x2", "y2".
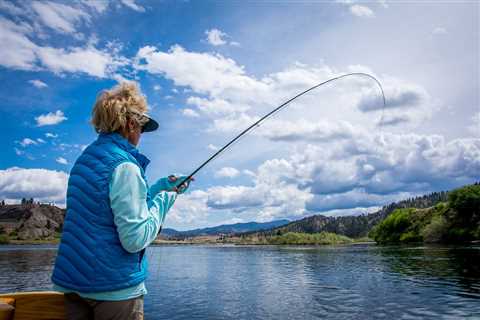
[{"x1": 0, "y1": 244, "x2": 479, "y2": 319}]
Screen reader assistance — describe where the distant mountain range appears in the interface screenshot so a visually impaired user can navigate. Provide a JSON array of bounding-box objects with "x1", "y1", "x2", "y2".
[{"x1": 161, "y1": 220, "x2": 290, "y2": 239}]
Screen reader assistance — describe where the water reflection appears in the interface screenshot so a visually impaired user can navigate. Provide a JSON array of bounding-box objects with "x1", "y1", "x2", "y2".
[
  {"x1": 1, "y1": 244, "x2": 479, "y2": 320},
  {"x1": 377, "y1": 246, "x2": 480, "y2": 298}
]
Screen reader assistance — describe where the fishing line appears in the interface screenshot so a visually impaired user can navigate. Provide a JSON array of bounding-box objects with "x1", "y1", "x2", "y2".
[{"x1": 176, "y1": 72, "x2": 387, "y2": 190}]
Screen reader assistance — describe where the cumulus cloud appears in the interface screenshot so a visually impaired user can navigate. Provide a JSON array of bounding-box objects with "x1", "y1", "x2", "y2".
[
  {"x1": 350, "y1": 5, "x2": 375, "y2": 18},
  {"x1": 135, "y1": 45, "x2": 265, "y2": 98},
  {"x1": 171, "y1": 131, "x2": 479, "y2": 222},
  {"x1": 35, "y1": 110, "x2": 67, "y2": 126},
  {"x1": 205, "y1": 28, "x2": 227, "y2": 46},
  {"x1": 0, "y1": 167, "x2": 68, "y2": 204},
  {"x1": 134, "y1": 45, "x2": 476, "y2": 223},
  {"x1": 56, "y1": 157, "x2": 68, "y2": 165},
  {"x1": 36, "y1": 45, "x2": 123, "y2": 78},
  {"x1": 45, "y1": 132, "x2": 58, "y2": 138},
  {"x1": 215, "y1": 167, "x2": 240, "y2": 178},
  {"x1": 29, "y1": 79, "x2": 48, "y2": 88}
]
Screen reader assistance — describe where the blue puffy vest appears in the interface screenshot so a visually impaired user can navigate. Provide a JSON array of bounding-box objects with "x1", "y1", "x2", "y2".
[{"x1": 51, "y1": 133, "x2": 152, "y2": 292}]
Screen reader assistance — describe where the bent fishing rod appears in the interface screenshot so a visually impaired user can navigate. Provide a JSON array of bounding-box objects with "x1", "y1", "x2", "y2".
[{"x1": 176, "y1": 72, "x2": 386, "y2": 189}]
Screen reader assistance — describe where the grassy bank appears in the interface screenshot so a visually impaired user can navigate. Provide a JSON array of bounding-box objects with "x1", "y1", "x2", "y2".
[{"x1": 222, "y1": 231, "x2": 355, "y2": 245}]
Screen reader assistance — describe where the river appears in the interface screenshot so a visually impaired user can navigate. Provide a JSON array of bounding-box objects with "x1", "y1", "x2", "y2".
[{"x1": 1, "y1": 244, "x2": 479, "y2": 319}]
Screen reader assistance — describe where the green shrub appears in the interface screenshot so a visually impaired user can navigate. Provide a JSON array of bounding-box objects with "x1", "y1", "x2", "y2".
[
  {"x1": 267, "y1": 232, "x2": 352, "y2": 245},
  {"x1": 370, "y1": 208, "x2": 417, "y2": 244},
  {"x1": 422, "y1": 214, "x2": 449, "y2": 243},
  {"x1": 399, "y1": 231, "x2": 422, "y2": 243},
  {"x1": 0, "y1": 234, "x2": 9, "y2": 244},
  {"x1": 448, "y1": 184, "x2": 480, "y2": 225}
]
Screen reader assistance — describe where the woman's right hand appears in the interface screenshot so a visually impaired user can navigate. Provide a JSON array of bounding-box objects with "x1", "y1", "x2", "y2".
[{"x1": 168, "y1": 175, "x2": 194, "y2": 194}]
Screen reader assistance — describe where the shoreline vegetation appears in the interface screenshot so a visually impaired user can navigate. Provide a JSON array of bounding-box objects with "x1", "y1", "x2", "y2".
[
  {"x1": 2, "y1": 232, "x2": 366, "y2": 246},
  {"x1": 369, "y1": 184, "x2": 479, "y2": 244}
]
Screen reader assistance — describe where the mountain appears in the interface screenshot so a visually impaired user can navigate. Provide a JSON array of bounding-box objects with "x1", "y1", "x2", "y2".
[
  {"x1": 0, "y1": 203, "x2": 65, "y2": 240},
  {"x1": 245, "y1": 190, "x2": 450, "y2": 239},
  {"x1": 161, "y1": 220, "x2": 290, "y2": 239}
]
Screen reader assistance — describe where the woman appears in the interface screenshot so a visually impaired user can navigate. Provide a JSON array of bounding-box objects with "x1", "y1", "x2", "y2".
[{"x1": 51, "y1": 82, "x2": 192, "y2": 319}]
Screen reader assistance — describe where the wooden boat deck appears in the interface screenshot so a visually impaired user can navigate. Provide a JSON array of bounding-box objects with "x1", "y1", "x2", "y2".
[{"x1": 0, "y1": 292, "x2": 65, "y2": 320}]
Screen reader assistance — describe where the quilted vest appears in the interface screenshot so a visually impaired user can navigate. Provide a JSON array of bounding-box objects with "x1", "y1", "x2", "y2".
[{"x1": 51, "y1": 133, "x2": 152, "y2": 292}]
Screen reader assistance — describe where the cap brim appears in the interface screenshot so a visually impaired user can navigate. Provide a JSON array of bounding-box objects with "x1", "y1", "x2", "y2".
[{"x1": 142, "y1": 116, "x2": 159, "y2": 133}]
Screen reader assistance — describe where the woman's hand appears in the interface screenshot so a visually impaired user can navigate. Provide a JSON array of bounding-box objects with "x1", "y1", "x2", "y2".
[{"x1": 168, "y1": 175, "x2": 194, "y2": 194}]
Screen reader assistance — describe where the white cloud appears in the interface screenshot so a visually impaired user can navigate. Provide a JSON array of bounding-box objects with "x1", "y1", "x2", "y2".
[
  {"x1": 468, "y1": 112, "x2": 480, "y2": 136},
  {"x1": 171, "y1": 131, "x2": 479, "y2": 222},
  {"x1": 36, "y1": 45, "x2": 123, "y2": 78},
  {"x1": 14, "y1": 148, "x2": 24, "y2": 156},
  {"x1": 0, "y1": 1, "x2": 24, "y2": 15},
  {"x1": 19, "y1": 138, "x2": 37, "y2": 147},
  {"x1": 168, "y1": 190, "x2": 210, "y2": 225},
  {"x1": 0, "y1": 17, "x2": 37, "y2": 70},
  {"x1": 45, "y1": 132, "x2": 58, "y2": 138},
  {"x1": 153, "y1": 84, "x2": 161, "y2": 91},
  {"x1": 0, "y1": 167, "x2": 68, "y2": 204},
  {"x1": 31, "y1": 1, "x2": 90, "y2": 34},
  {"x1": 120, "y1": 0, "x2": 145, "y2": 12},
  {"x1": 205, "y1": 28, "x2": 227, "y2": 46},
  {"x1": 135, "y1": 45, "x2": 476, "y2": 223},
  {"x1": 135, "y1": 45, "x2": 264, "y2": 97},
  {"x1": 432, "y1": 27, "x2": 448, "y2": 35},
  {"x1": 82, "y1": 0, "x2": 109, "y2": 13},
  {"x1": 207, "y1": 144, "x2": 219, "y2": 151},
  {"x1": 36, "y1": 138, "x2": 46, "y2": 143},
  {"x1": 182, "y1": 108, "x2": 200, "y2": 118},
  {"x1": 0, "y1": 16, "x2": 126, "y2": 78},
  {"x1": 215, "y1": 167, "x2": 240, "y2": 178},
  {"x1": 350, "y1": 5, "x2": 375, "y2": 18},
  {"x1": 35, "y1": 110, "x2": 67, "y2": 126},
  {"x1": 29, "y1": 79, "x2": 48, "y2": 88},
  {"x1": 56, "y1": 157, "x2": 68, "y2": 165}
]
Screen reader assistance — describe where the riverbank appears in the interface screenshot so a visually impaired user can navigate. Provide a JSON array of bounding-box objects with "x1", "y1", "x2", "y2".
[{"x1": 1, "y1": 233, "x2": 373, "y2": 246}]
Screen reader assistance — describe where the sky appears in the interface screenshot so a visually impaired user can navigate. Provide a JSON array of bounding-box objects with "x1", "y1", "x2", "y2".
[{"x1": 0, "y1": 0, "x2": 478, "y2": 230}]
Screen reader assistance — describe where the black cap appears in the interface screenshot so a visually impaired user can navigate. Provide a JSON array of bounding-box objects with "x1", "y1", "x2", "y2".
[{"x1": 141, "y1": 115, "x2": 159, "y2": 133}]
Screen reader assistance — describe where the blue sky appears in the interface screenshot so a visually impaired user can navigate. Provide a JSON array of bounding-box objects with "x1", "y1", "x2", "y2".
[{"x1": 0, "y1": 0, "x2": 478, "y2": 230}]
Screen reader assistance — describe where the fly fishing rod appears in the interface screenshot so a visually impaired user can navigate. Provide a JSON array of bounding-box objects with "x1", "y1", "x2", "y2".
[{"x1": 176, "y1": 72, "x2": 386, "y2": 189}]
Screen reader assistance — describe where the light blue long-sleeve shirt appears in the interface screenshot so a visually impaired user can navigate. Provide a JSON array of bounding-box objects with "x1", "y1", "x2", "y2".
[{"x1": 54, "y1": 162, "x2": 177, "y2": 300}]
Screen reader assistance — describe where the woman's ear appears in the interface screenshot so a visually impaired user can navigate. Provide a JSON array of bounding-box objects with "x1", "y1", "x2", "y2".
[{"x1": 128, "y1": 118, "x2": 136, "y2": 132}]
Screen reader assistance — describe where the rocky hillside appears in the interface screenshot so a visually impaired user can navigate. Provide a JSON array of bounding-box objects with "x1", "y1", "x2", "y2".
[{"x1": 0, "y1": 204, "x2": 65, "y2": 240}]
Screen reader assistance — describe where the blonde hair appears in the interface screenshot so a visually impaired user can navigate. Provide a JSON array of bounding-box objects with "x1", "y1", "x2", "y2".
[{"x1": 91, "y1": 82, "x2": 149, "y2": 133}]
